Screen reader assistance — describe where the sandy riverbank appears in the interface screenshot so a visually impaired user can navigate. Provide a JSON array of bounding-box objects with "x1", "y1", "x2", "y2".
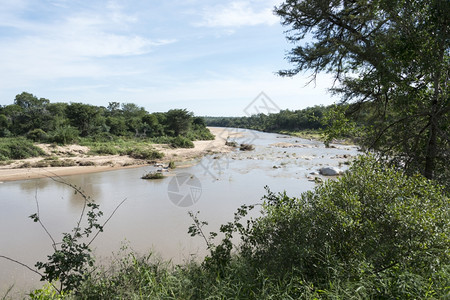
[{"x1": 0, "y1": 127, "x2": 238, "y2": 182}]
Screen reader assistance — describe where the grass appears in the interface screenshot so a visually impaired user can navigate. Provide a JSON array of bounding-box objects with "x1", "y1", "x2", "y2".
[
  {"x1": 277, "y1": 129, "x2": 324, "y2": 140},
  {"x1": 38, "y1": 248, "x2": 448, "y2": 300},
  {"x1": 81, "y1": 138, "x2": 164, "y2": 160},
  {"x1": 16, "y1": 158, "x2": 78, "y2": 168},
  {"x1": 277, "y1": 129, "x2": 357, "y2": 145}
]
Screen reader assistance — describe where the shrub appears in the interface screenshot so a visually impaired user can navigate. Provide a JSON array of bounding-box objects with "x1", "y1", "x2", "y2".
[
  {"x1": 27, "y1": 129, "x2": 48, "y2": 142},
  {"x1": 126, "y1": 148, "x2": 164, "y2": 160},
  {"x1": 170, "y1": 136, "x2": 194, "y2": 148},
  {"x1": 88, "y1": 144, "x2": 119, "y2": 155},
  {"x1": 141, "y1": 172, "x2": 164, "y2": 180},
  {"x1": 0, "y1": 138, "x2": 45, "y2": 160},
  {"x1": 186, "y1": 127, "x2": 215, "y2": 141},
  {"x1": 229, "y1": 155, "x2": 449, "y2": 298},
  {"x1": 49, "y1": 126, "x2": 79, "y2": 145}
]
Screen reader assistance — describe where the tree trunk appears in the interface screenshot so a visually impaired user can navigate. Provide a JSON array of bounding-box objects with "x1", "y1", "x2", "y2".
[
  {"x1": 424, "y1": 63, "x2": 443, "y2": 180},
  {"x1": 424, "y1": 116, "x2": 437, "y2": 180}
]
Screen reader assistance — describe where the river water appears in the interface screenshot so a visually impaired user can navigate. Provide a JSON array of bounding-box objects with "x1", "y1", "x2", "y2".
[{"x1": 0, "y1": 128, "x2": 358, "y2": 296}]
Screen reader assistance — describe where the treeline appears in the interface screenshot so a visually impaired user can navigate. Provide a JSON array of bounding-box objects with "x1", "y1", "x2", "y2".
[
  {"x1": 205, "y1": 105, "x2": 331, "y2": 132},
  {"x1": 0, "y1": 92, "x2": 213, "y2": 144}
]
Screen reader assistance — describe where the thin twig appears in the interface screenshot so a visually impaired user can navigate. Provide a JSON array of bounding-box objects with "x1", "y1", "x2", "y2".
[
  {"x1": 0, "y1": 255, "x2": 42, "y2": 277},
  {"x1": 46, "y1": 174, "x2": 90, "y2": 240},
  {"x1": 34, "y1": 187, "x2": 57, "y2": 250},
  {"x1": 88, "y1": 198, "x2": 127, "y2": 247}
]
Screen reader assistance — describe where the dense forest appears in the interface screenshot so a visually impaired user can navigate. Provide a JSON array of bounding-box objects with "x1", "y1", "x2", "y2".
[
  {"x1": 205, "y1": 105, "x2": 328, "y2": 132},
  {"x1": 0, "y1": 92, "x2": 213, "y2": 157}
]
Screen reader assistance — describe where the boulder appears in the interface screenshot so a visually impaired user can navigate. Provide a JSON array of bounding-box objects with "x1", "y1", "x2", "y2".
[{"x1": 319, "y1": 166, "x2": 344, "y2": 176}]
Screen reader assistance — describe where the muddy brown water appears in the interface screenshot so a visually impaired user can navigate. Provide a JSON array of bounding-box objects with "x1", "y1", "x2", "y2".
[{"x1": 0, "y1": 128, "x2": 358, "y2": 297}]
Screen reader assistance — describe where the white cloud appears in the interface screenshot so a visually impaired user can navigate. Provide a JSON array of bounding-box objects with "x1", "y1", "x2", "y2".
[
  {"x1": 0, "y1": 2, "x2": 175, "y2": 88},
  {"x1": 196, "y1": 1, "x2": 279, "y2": 28}
]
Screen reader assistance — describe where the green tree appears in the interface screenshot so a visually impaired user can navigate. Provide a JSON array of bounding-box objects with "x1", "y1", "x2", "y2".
[
  {"x1": 65, "y1": 103, "x2": 104, "y2": 137},
  {"x1": 106, "y1": 101, "x2": 121, "y2": 116},
  {"x1": 275, "y1": 0, "x2": 449, "y2": 183},
  {"x1": 142, "y1": 113, "x2": 163, "y2": 137},
  {"x1": 2, "y1": 104, "x2": 23, "y2": 135},
  {"x1": 165, "y1": 109, "x2": 193, "y2": 136},
  {"x1": 13, "y1": 92, "x2": 51, "y2": 134}
]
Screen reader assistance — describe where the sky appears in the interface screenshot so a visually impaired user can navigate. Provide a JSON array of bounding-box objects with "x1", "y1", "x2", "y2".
[{"x1": 0, "y1": 0, "x2": 339, "y2": 116}]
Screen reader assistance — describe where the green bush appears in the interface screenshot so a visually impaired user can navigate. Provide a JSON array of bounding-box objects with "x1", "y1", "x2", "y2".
[
  {"x1": 88, "y1": 144, "x2": 119, "y2": 155},
  {"x1": 27, "y1": 129, "x2": 48, "y2": 142},
  {"x1": 49, "y1": 126, "x2": 79, "y2": 145},
  {"x1": 141, "y1": 172, "x2": 164, "y2": 179},
  {"x1": 170, "y1": 136, "x2": 194, "y2": 148},
  {"x1": 0, "y1": 138, "x2": 45, "y2": 160},
  {"x1": 125, "y1": 147, "x2": 164, "y2": 160},
  {"x1": 230, "y1": 155, "x2": 449, "y2": 298},
  {"x1": 186, "y1": 126, "x2": 215, "y2": 141},
  {"x1": 30, "y1": 155, "x2": 449, "y2": 299}
]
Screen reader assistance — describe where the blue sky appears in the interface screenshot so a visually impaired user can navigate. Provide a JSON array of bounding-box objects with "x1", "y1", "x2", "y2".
[{"x1": 0, "y1": 0, "x2": 339, "y2": 116}]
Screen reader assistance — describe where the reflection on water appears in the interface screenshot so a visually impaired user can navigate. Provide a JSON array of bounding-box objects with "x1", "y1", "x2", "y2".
[{"x1": 0, "y1": 129, "x2": 358, "y2": 297}]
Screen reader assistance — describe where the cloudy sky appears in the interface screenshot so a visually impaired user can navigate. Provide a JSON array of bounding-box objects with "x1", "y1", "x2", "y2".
[{"x1": 0, "y1": 0, "x2": 339, "y2": 116}]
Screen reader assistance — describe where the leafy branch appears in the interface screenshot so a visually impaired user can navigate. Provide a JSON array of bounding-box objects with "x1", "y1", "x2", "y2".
[{"x1": 1, "y1": 174, "x2": 127, "y2": 295}]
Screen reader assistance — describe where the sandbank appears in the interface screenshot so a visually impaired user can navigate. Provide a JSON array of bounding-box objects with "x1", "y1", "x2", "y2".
[{"x1": 0, "y1": 127, "x2": 237, "y2": 182}]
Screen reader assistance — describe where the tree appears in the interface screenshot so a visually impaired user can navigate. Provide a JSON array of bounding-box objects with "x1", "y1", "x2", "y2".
[
  {"x1": 165, "y1": 109, "x2": 193, "y2": 136},
  {"x1": 65, "y1": 103, "x2": 104, "y2": 137},
  {"x1": 275, "y1": 0, "x2": 449, "y2": 183},
  {"x1": 13, "y1": 92, "x2": 51, "y2": 134}
]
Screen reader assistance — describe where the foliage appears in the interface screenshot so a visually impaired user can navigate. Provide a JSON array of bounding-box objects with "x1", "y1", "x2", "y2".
[
  {"x1": 65, "y1": 103, "x2": 104, "y2": 137},
  {"x1": 25, "y1": 179, "x2": 126, "y2": 296},
  {"x1": 190, "y1": 155, "x2": 449, "y2": 298},
  {"x1": 30, "y1": 198, "x2": 103, "y2": 293},
  {"x1": 275, "y1": 0, "x2": 449, "y2": 183},
  {"x1": 48, "y1": 126, "x2": 79, "y2": 145},
  {"x1": 141, "y1": 172, "x2": 164, "y2": 180},
  {"x1": 165, "y1": 109, "x2": 193, "y2": 136},
  {"x1": 321, "y1": 104, "x2": 361, "y2": 147},
  {"x1": 27, "y1": 156, "x2": 449, "y2": 299},
  {"x1": 124, "y1": 147, "x2": 164, "y2": 160},
  {"x1": 170, "y1": 136, "x2": 194, "y2": 148},
  {"x1": 0, "y1": 137, "x2": 45, "y2": 161},
  {"x1": 88, "y1": 144, "x2": 119, "y2": 156},
  {"x1": 27, "y1": 129, "x2": 48, "y2": 142},
  {"x1": 0, "y1": 93, "x2": 213, "y2": 149},
  {"x1": 205, "y1": 105, "x2": 328, "y2": 132},
  {"x1": 29, "y1": 282, "x2": 68, "y2": 299}
]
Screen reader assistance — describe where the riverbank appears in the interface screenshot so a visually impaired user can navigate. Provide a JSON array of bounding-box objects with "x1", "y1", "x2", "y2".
[{"x1": 0, "y1": 127, "x2": 236, "y2": 182}]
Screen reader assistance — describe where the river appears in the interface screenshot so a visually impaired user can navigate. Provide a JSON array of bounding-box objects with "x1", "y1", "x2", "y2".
[{"x1": 0, "y1": 128, "x2": 358, "y2": 297}]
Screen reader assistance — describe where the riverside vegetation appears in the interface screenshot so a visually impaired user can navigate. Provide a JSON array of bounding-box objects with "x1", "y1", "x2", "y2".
[
  {"x1": 0, "y1": 93, "x2": 213, "y2": 163},
  {"x1": 25, "y1": 156, "x2": 449, "y2": 299},
  {"x1": 2, "y1": 0, "x2": 449, "y2": 298}
]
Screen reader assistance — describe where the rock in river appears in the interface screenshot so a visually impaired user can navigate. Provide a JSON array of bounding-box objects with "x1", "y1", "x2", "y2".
[{"x1": 319, "y1": 166, "x2": 344, "y2": 176}]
